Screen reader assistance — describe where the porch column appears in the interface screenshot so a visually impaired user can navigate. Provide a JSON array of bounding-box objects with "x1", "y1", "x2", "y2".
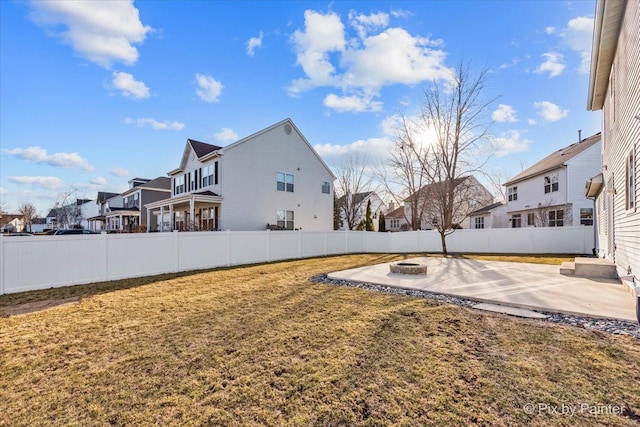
[
  {"x1": 146, "y1": 209, "x2": 151, "y2": 233},
  {"x1": 189, "y1": 198, "x2": 195, "y2": 230},
  {"x1": 119, "y1": 214, "x2": 123, "y2": 231},
  {"x1": 169, "y1": 205, "x2": 174, "y2": 231},
  {"x1": 160, "y1": 206, "x2": 165, "y2": 232}
]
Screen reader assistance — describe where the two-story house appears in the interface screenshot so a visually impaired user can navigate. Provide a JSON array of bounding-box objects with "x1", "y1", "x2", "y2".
[
  {"x1": 503, "y1": 132, "x2": 601, "y2": 228},
  {"x1": 335, "y1": 191, "x2": 387, "y2": 230},
  {"x1": 144, "y1": 118, "x2": 336, "y2": 231},
  {"x1": 46, "y1": 198, "x2": 98, "y2": 230},
  {"x1": 585, "y1": 0, "x2": 639, "y2": 287},
  {"x1": 468, "y1": 202, "x2": 509, "y2": 229},
  {"x1": 105, "y1": 177, "x2": 171, "y2": 232},
  {"x1": 87, "y1": 191, "x2": 119, "y2": 231},
  {"x1": 401, "y1": 176, "x2": 495, "y2": 230}
]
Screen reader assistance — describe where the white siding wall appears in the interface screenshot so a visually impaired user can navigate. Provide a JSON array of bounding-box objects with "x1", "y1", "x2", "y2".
[
  {"x1": 565, "y1": 141, "x2": 602, "y2": 225},
  {"x1": 175, "y1": 151, "x2": 221, "y2": 197},
  {"x1": 220, "y1": 122, "x2": 334, "y2": 231},
  {"x1": 600, "y1": 0, "x2": 640, "y2": 280},
  {"x1": 507, "y1": 169, "x2": 568, "y2": 214}
]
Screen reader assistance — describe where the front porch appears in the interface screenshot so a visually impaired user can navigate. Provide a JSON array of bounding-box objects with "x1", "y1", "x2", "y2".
[
  {"x1": 105, "y1": 208, "x2": 142, "y2": 233},
  {"x1": 145, "y1": 191, "x2": 222, "y2": 232}
]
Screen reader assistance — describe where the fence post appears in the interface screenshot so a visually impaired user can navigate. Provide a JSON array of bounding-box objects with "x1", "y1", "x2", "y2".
[
  {"x1": 227, "y1": 229, "x2": 232, "y2": 266},
  {"x1": 266, "y1": 229, "x2": 271, "y2": 262},
  {"x1": 0, "y1": 236, "x2": 4, "y2": 295},
  {"x1": 173, "y1": 230, "x2": 180, "y2": 271},
  {"x1": 298, "y1": 230, "x2": 302, "y2": 259},
  {"x1": 102, "y1": 232, "x2": 109, "y2": 281},
  {"x1": 324, "y1": 231, "x2": 327, "y2": 256}
]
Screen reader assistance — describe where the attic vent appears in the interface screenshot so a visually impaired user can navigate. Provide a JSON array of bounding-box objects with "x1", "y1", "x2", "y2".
[{"x1": 284, "y1": 123, "x2": 292, "y2": 135}]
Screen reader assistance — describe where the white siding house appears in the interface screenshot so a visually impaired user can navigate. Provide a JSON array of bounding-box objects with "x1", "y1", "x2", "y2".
[
  {"x1": 335, "y1": 192, "x2": 387, "y2": 230},
  {"x1": 145, "y1": 118, "x2": 336, "y2": 231},
  {"x1": 503, "y1": 133, "x2": 601, "y2": 228},
  {"x1": 586, "y1": 0, "x2": 640, "y2": 286},
  {"x1": 468, "y1": 202, "x2": 508, "y2": 229}
]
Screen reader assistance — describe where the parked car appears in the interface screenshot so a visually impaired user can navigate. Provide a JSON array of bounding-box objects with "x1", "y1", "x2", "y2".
[
  {"x1": 4, "y1": 232, "x2": 34, "y2": 236},
  {"x1": 53, "y1": 229, "x2": 100, "y2": 235}
]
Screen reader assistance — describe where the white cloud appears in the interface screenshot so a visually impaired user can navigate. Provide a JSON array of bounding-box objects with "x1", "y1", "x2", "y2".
[
  {"x1": 323, "y1": 93, "x2": 382, "y2": 113},
  {"x1": 124, "y1": 117, "x2": 184, "y2": 130},
  {"x1": 534, "y1": 52, "x2": 565, "y2": 77},
  {"x1": 1, "y1": 146, "x2": 93, "y2": 171},
  {"x1": 213, "y1": 128, "x2": 238, "y2": 142},
  {"x1": 527, "y1": 118, "x2": 537, "y2": 125},
  {"x1": 246, "y1": 31, "x2": 263, "y2": 56},
  {"x1": 0, "y1": 187, "x2": 4, "y2": 194},
  {"x1": 544, "y1": 26, "x2": 556, "y2": 35},
  {"x1": 314, "y1": 137, "x2": 393, "y2": 162},
  {"x1": 7, "y1": 176, "x2": 64, "y2": 190},
  {"x1": 28, "y1": 0, "x2": 151, "y2": 68},
  {"x1": 559, "y1": 16, "x2": 594, "y2": 73},
  {"x1": 90, "y1": 176, "x2": 107, "y2": 186},
  {"x1": 195, "y1": 73, "x2": 223, "y2": 102},
  {"x1": 111, "y1": 71, "x2": 150, "y2": 99},
  {"x1": 288, "y1": 9, "x2": 452, "y2": 113},
  {"x1": 110, "y1": 167, "x2": 130, "y2": 177},
  {"x1": 534, "y1": 101, "x2": 569, "y2": 121},
  {"x1": 492, "y1": 104, "x2": 518, "y2": 123},
  {"x1": 489, "y1": 130, "x2": 530, "y2": 157}
]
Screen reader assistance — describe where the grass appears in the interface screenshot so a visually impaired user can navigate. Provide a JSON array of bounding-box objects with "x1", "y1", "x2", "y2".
[{"x1": 1, "y1": 254, "x2": 638, "y2": 426}]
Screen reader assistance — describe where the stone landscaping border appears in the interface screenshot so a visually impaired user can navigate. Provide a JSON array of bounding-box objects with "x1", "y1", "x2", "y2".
[{"x1": 310, "y1": 274, "x2": 640, "y2": 339}]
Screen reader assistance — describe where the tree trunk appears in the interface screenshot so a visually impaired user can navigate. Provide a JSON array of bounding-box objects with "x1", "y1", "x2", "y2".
[{"x1": 439, "y1": 230, "x2": 448, "y2": 255}]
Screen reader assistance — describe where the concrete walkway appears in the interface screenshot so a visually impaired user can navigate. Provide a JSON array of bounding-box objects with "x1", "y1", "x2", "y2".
[{"x1": 328, "y1": 257, "x2": 637, "y2": 322}]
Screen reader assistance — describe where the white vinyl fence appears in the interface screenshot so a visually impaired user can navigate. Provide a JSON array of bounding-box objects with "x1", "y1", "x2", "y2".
[{"x1": 0, "y1": 227, "x2": 594, "y2": 295}]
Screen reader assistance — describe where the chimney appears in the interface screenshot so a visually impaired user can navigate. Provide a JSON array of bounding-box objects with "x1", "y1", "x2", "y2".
[
  {"x1": 578, "y1": 129, "x2": 582, "y2": 142},
  {"x1": 388, "y1": 201, "x2": 394, "y2": 212}
]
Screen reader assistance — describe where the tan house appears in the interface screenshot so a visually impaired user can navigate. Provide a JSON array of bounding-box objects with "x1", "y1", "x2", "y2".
[{"x1": 585, "y1": 0, "x2": 639, "y2": 293}]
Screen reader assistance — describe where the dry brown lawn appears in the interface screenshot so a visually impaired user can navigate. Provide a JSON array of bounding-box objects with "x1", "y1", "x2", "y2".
[{"x1": 1, "y1": 254, "x2": 639, "y2": 426}]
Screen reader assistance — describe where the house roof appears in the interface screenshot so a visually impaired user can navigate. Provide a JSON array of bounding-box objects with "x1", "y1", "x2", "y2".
[
  {"x1": 587, "y1": 0, "x2": 626, "y2": 111},
  {"x1": 121, "y1": 177, "x2": 171, "y2": 196},
  {"x1": 189, "y1": 139, "x2": 222, "y2": 158},
  {"x1": 193, "y1": 190, "x2": 221, "y2": 197},
  {"x1": 0, "y1": 214, "x2": 23, "y2": 226},
  {"x1": 505, "y1": 132, "x2": 601, "y2": 186},
  {"x1": 469, "y1": 201, "x2": 505, "y2": 216},
  {"x1": 96, "y1": 192, "x2": 119, "y2": 203},
  {"x1": 335, "y1": 191, "x2": 374, "y2": 207},
  {"x1": 385, "y1": 206, "x2": 405, "y2": 219},
  {"x1": 403, "y1": 177, "x2": 469, "y2": 202}
]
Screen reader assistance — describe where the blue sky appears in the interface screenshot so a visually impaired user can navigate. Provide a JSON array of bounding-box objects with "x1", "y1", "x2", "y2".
[{"x1": 0, "y1": 0, "x2": 600, "y2": 215}]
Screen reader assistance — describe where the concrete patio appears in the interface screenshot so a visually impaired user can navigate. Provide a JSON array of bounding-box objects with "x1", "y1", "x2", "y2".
[{"x1": 328, "y1": 257, "x2": 638, "y2": 322}]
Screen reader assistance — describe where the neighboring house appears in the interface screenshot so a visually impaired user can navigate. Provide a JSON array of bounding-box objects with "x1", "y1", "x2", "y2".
[
  {"x1": 87, "y1": 191, "x2": 119, "y2": 231},
  {"x1": 30, "y1": 218, "x2": 47, "y2": 233},
  {"x1": 335, "y1": 191, "x2": 387, "y2": 231},
  {"x1": 145, "y1": 118, "x2": 335, "y2": 231},
  {"x1": 0, "y1": 214, "x2": 24, "y2": 233},
  {"x1": 403, "y1": 176, "x2": 495, "y2": 230},
  {"x1": 468, "y1": 202, "x2": 509, "y2": 229},
  {"x1": 385, "y1": 205, "x2": 409, "y2": 232},
  {"x1": 46, "y1": 198, "x2": 97, "y2": 230},
  {"x1": 105, "y1": 177, "x2": 171, "y2": 232},
  {"x1": 503, "y1": 132, "x2": 601, "y2": 228},
  {"x1": 585, "y1": 0, "x2": 639, "y2": 284}
]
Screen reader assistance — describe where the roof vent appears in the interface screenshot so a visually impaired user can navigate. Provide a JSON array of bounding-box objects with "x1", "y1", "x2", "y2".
[{"x1": 284, "y1": 123, "x2": 292, "y2": 135}]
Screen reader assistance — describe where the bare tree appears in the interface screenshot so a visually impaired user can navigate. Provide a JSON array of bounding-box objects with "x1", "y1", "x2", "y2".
[
  {"x1": 376, "y1": 115, "x2": 433, "y2": 230},
  {"x1": 50, "y1": 188, "x2": 80, "y2": 229},
  {"x1": 334, "y1": 155, "x2": 374, "y2": 230},
  {"x1": 18, "y1": 202, "x2": 38, "y2": 232},
  {"x1": 413, "y1": 61, "x2": 495, "y2": 254}
]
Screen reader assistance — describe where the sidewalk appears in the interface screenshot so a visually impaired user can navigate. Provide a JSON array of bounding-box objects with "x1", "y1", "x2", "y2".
[{"x1": 328, "y1": 257, "x2": 637, "y2": 322}]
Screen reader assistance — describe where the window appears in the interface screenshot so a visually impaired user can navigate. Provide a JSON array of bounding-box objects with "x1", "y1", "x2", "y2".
[
  {"x1": 174, "y1": 175, "x2": 185, "y2": 195},
  {"x1": 201, "y1": 162, "x2": 218, "y2": 188},
  {"x1": 474, "y1": 217, "x2": 485, "y2": 229},
  {"x1": 508, "y1": 186, "x2": 518, "y2": 202},
  {"x1": 580, "y1": 208, "x2": 593, "y2": 226},
  {"x1": 549, "y1": 209, "x2": 564, "y2": 227},
  {"x1": 511, "y1": 214, "x2": 521, "y2": 228},
  {"x1": 527, "y1": 213, "x2": 535, "y2": 227},
  {"x1": 544, "y1": 175, "x2": 559, "y2": 193},
  {"x1": 276, "y1": 210, "x2": 294, "y2": 230},
  {"x1": 390, "y1": 219, "x2": 400, "y2": 229},
  {"x1": 277, "y1": 172, "x2": 294, "y2": 192},
  {"x1": 200, "y1": 207, "x2": 218, "y2": 231},
  {"x1": 174, "y1": 211, "x2": 185, "y2": 231},
  {"x1": 321, "y1": 181, "x2": 331, "y2": 194},
  {"x1": 626, "y1": 149, "x2": 636, "y2": 210}
]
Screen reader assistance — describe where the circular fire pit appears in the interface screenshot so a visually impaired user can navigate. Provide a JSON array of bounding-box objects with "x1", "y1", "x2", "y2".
[{"x1": 390, "y1": 262, "x2": 428, "y2": 275}]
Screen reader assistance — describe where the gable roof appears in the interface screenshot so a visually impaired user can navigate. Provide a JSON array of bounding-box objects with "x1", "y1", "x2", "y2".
[
  {"x1": 588, "y1": 0, "x2": 626, "y2": 111},
  {"x1": 385, "y1": 206, "x2": 405, "y2": 219},
  {"x1": 96, "y1": 192, "x2": 119, "y2": 203},
  {"x1": 404, "y1": 176, "x2": 470, "y2": 202},
  {"x1": 505, "y1": 132, "x2": 601, "y2": 186},
  {"x1": 122, "y1": 176, "x2": 171, "y2": 196},
  {"x1": 222, "y1": 118, "x2": 336, "y2": 180},
  {"x1": 335, "y1": 191, "x2": 374, "y2": 207},
  {"x1": 189, "y1": 139, "x2": 222, "y2": 158},
  {"x1": 469, "y1": 201, "x2": 505, "y2": 216}
]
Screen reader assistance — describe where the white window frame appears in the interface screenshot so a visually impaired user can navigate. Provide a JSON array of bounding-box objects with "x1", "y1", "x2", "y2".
[
  {"x1": 580, "y1": 208, "x2": 593, "y2": 226},
  {"x1": 474, "y1": 216, "x2": 485, "y2": 229},
  {"x1": 276, "y1": 210, "x2": 294, "y2": 230},
  {"x1": 390, "y1": 219, "x2": 400, "y2": 229},
  {"x1": 175, "y1": 175, "x2": 185, "y2": 195},
  {"x1": 321, "y1": 181, "x2": 331, "y2": 194},
  {"x1": 544, "y1": 175, "x2": 559, "y2": 193},
  {"x1": 511, "y1": 214, "x2": 521, "y2": 228},
  {"x1": 626, "y1": 148, "x2": 636, "y2": 211},
  {"x1": 548, "y1": 209, "x2": 564, "y2": 227},
  {"x1": 508, "y1": 186, "x2": 518, "y2": 202},
  {"x1": 277, "y1": 172, "x2": 294, "y2": 192}
]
